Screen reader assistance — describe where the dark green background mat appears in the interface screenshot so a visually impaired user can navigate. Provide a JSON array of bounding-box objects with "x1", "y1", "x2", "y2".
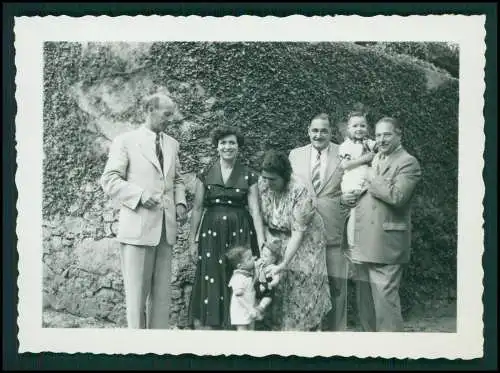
[{"x1": 3, "y1": 2, "x2": 497, "y2": 370}]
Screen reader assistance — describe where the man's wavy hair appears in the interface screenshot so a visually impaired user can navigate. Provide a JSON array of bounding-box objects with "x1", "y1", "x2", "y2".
[{"x1": 376, "y1": 116, "x2": 403, "y2": 136}]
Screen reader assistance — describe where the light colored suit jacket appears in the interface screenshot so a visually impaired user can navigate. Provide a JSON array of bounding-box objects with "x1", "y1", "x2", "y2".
[
  {"x1": 351, "y1": 147, "x2": 421, "y2": 264},
  {"x1": 100, "y1": 126, "x2": 187, "y2": 246},
  {"x1": 289, "y1": 143, "x2": 349, "y2": 246}
]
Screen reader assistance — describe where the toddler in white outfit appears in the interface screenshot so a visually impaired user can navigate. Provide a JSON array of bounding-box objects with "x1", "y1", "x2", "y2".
[
  {"x1": 339, "y1": 111, "x2": 377, "y2": 263},
  {"x1": 226, "y1": 245, "x2": 258, "y2": 330}
]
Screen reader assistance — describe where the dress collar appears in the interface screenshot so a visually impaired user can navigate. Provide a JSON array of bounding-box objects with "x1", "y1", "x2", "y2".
[
  {"x1": 233, "y1": 268, "x2": 254, "y2": 277},
  {"x1": 205, "y1": 157, "x2": 246, "y2": 188}
]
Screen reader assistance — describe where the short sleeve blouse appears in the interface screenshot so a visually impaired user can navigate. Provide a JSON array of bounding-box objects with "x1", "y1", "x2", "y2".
[{"x1": 198, "y1": 158, "x2": 259, "y2": 209}]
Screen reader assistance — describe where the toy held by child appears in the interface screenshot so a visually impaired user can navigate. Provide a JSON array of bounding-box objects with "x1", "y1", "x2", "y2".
[
  {"x1": 253, "y1": 239, "x2": 282, "y2": 321},
  {"x1": 339, "y1": 105, "x2": 378, "y2": 264},
  {"x1": 226, "y1": 245, "x2": 258, "y2": 331}
]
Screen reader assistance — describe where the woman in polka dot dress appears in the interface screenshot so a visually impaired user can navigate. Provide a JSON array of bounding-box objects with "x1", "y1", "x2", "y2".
[{"x1": 188, "y1": 126, "x2": 265, "y2": 330}]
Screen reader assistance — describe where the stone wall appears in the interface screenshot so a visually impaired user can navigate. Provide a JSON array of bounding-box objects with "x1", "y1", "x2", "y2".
[{"x1": 43, "y1": 177, "x2": 198, "y2": 327}]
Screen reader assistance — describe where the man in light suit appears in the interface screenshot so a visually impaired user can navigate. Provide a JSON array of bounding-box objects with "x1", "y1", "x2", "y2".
[
  {"x1": 343, "y1": 117, "x2": 421, "y2": 332},
  {"x1": 101, "y1": 92, "x2": 187, "y2": 329},
  {"x1": 289, "y1": 113, "x2": 350, "y2": 331}
]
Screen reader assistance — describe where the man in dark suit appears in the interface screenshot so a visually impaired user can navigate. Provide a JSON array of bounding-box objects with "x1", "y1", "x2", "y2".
[{"x1": 342, "y1": 117, "x2": 421, "y2": 332}]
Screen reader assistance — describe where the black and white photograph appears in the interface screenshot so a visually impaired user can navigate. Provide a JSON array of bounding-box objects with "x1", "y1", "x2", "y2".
[{"x1": 14, "y1": 15, "x2": 485, "y2": 358}]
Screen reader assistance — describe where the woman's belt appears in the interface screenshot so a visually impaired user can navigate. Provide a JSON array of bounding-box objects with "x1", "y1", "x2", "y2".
[
  {"x1": 205, "y1": 199, "x2": 244, "y2": 208},
  {"x1": 267, "y1": 227, "x2": 291, "y2": 236}
]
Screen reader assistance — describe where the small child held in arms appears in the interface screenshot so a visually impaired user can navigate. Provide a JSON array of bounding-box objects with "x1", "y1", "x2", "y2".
[
  {"x1": 339, "y1": 106, "x2": 378, "y2": 263},
  {"x1": 253, "y1": 239, "x2": 282, "y2": 321},
  {"x1": 226, "y1": 245, "x2": 258, "y2": 331}
]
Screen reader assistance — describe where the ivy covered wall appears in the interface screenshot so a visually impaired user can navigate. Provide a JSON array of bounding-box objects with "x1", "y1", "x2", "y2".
[{"x1": 42, "y1": 42, "x2": 458, "y2": 327}]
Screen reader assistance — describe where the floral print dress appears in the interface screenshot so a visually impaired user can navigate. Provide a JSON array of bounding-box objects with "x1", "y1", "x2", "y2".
[{"x1": 258, "y1": 178, "x2": 331, "y2": 331}]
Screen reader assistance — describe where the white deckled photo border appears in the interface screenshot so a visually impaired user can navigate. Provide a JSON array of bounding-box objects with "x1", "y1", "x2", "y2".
[{"x1": 14, "y1": 15, "x2": 486, "y2": 358}]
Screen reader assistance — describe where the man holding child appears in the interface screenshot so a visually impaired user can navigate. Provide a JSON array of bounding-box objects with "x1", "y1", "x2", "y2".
[{"x1": 342, "y1": 116, "x2": 421, "y2": 332}]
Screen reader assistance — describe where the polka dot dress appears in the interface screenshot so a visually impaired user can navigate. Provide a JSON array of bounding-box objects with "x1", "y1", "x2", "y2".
[{"x1": 188, "y1": 159, "x2": 259, "y2": 329}]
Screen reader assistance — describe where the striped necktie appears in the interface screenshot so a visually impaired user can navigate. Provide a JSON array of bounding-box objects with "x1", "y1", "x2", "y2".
[
  {"x1": 155, "y1": 133, "x2": 164, "y2": 171},
  {"x1": 311, "y1": 149, "x2": 322, "y2": 192}
]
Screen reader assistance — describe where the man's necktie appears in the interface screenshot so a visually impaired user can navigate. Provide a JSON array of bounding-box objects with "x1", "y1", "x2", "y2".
[
  {"x1": 155, "y1": 133, "x2": 164, "y2": 171},
  {"x1": 311, "y1": 150, "x2": 322, "y2": 192},
  {"x1": 376, "y1": 153, "x2": 385, "y2": 174}
]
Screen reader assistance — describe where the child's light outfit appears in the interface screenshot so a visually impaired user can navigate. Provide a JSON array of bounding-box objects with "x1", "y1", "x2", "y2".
[
  {"x1": 340, "y1": 138, "x2": 376, "y2": 193},
  {"x1": 339, "y1": 138, "x2": 377, "y2": 263},
  {"x1": 228, "y1": 269, "x2": 256, "y2": 325}
]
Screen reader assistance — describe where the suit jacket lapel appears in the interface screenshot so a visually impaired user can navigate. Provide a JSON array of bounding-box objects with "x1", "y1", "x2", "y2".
[
  {"x1": 318, "y1": 143, "x2": 340, "y2": 194},
  {"x1": 161, "y1": 133, "x2": 172, "y2": 175},
  {"x1": 137, "y1": 129, "x2": 162, "y2": 174},
  {"x1": 379, "y1": 147, "x2": 404, "y2": 176},
  {"x1": 304, "y1": 145, "x2": 315, "y2": 193}
]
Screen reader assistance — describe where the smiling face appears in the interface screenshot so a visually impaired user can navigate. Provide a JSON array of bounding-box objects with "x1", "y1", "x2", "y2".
[
  {"x1": 347, "y1": 115, "x2": 369, "y2": 141},
  {"x1": 261, "y1": 170, "x2": 285, "y2": 192},
  {"x1": 308, "y1": 117, "x2": 332, "y2": 151},
  {"x1": 375, "y1": 120, "x2": 402, "y2": 155},
  {"x1": 217, "y1": 134, "x2": 239, "y2": 161},
  {"x1": 238, "y1": 249, "x2": 256, "y2": 271}
]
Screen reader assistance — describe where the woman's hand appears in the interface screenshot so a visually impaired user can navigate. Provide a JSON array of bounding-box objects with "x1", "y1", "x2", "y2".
[
  {"x1": 176, "y1": 204, "x2": 188, "y2": 225},
  {"x1": 189, "y1": 240, "x2": 198, "y2": 264},
  {"x1": 265, "y1": 263, "x2": 285, "y2": 278}
]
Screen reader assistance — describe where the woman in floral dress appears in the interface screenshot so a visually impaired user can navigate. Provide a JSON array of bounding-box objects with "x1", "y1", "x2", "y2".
[
  {"x1": 188, "y1": 126, "x2": 265, "y2": 330},
  {"x1": 258, "y1": 150, "x2": 331, "y2": 331}
]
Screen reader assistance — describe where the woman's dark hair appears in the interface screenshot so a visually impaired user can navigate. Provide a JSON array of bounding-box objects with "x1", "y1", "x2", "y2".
[
  {"x1": 261, "y1": 150, "x2": 293, "y2": 184},
  {"x1": 210, "y1": 125, "x2": 245, "y2": 147},
  {"x1": 226, "y1": 245, "x2": 251, "y2": 268}
]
